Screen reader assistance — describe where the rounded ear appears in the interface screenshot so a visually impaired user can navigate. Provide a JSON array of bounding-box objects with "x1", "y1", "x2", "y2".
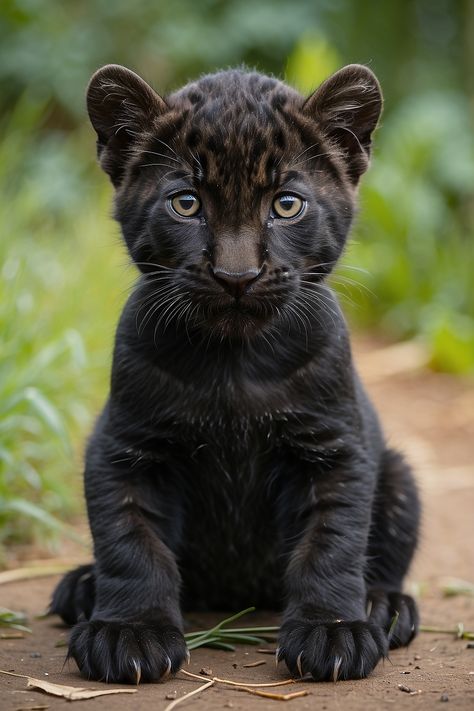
[
  {"x1": 86, "y1": 64, "x2": 168, "y2": 185},
  {"x1": 302, "y1": 64, "x2": 383, "y2": 183}
]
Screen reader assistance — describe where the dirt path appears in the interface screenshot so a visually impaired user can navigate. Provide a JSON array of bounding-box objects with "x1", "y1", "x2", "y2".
[{"x1": 1, "y1": 339, "x2": 473, "y2": 710}]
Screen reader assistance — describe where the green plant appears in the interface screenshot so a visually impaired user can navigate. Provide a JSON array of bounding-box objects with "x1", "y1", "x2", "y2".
[{"x1": 0, "y1": 101, "x2": 127, "y2": 555}]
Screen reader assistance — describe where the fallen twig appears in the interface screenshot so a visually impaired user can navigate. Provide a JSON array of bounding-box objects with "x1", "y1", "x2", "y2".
[
  {"x1": 238, "y1": 687, "x2": 309, "y2": 701},
  {"x1": 177, "y1": 669, "x2": 303, "y2": 708},
  {"x1": 164, "y1": 679, "x2": 215, "y2": 711},
  {"x1": 180, "y1": 668, "x2": 295, "y2": 688},
  {"x1": 0, "y1": 564, "x2": 76, "y2": 585}
]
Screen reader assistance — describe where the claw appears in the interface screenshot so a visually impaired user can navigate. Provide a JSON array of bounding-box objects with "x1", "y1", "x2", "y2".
[
  {"x1": 185, "y1": 649, "x2": 191, "y2": 665},
  {"x1": 296, "y1": 651, "x2": 304, "y2": 679},
  {"x1": 131, "y1": 658, "x2": 141, "y2": 685},
  {"x1": 333, "y1": 655, "x2": 343, "y2": 683},
  {"x1": 162, "y1": 655, "x2": 172, "y2": 679},
  {"x1": 275, "y1": 647, "x2": 281, "y2": 667}
]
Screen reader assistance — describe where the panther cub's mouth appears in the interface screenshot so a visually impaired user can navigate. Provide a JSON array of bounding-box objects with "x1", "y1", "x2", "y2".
[{"x1": 203, "y1": 296, "x2": 272, "y2": 337}]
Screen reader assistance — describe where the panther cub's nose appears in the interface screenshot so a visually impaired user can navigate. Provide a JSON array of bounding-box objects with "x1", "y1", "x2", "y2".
[{"x1": 210, "y1": 267, "x2": 263, "y2": 299}]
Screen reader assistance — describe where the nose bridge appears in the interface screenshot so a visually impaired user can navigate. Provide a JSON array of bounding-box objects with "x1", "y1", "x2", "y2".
[{"x1": 213, "y1": 228, "x2": 261, "y2": 273}]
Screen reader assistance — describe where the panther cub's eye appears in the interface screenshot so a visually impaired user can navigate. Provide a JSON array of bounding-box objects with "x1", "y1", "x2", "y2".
[
  {"x1": 272, "y1": 194, "x2": 304, "y2": 219},
  {"x1": 170, "y1": 193, "x2": 201, "y2": 217}
]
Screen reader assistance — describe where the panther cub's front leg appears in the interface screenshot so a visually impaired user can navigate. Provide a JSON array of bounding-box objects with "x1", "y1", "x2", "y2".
[
  {"x1": 68, "y1": 436, "x2": 187, "y2": 684},
  {"x1": 278, "y1": 450, "x2": 388, "y2": 681}
]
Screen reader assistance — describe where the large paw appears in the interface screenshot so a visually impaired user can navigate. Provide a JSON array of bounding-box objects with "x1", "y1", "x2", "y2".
[
  {"x1": 68, "y1": 619, "x2": 188, "y2": 683},
  {"x1": 50, "y1": 564, "x2": 95, "y2": 625},
  {"x1": 278, "y1": 619, "x2": 388, "y2": 681},
  {"x1": 367, "y1": 590, "x2": 419, "y2": 649}
]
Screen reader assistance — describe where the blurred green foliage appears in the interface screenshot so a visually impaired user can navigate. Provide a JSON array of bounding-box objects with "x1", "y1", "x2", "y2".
[{"x1": 0, "y1": 0, "x2": 473, "y2": 552}]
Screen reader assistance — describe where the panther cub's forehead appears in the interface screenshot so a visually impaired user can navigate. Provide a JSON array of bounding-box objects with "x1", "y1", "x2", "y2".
[{"x1": 167, "y1": 70, "x2": 305, "y2": 198}]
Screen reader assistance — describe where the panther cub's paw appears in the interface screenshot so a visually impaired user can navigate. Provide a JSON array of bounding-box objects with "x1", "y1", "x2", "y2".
[
  {"x1": 387, "y1": 592, "x2": 418, "y2": 649},
  {"x1": 68, "y1": 619, "x2": 188, "y2": 683},
  {"x1": 278, "y1": 618, "x2": 388, "y2": 681},
  {"x1": 50, "y1": 564, "x2": 95, "y2": 625},
  {"x1": 367, "y1": 590, "x2": 419, "y2": 649}
]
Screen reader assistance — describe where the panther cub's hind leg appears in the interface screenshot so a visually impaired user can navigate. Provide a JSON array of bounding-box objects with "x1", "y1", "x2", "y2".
[
  {"x1": 365, "y1": 449, "x2": 421, "y2": 648},
  {"x1": 50, "y1": 563, "x2": 95, "y2": 625}
]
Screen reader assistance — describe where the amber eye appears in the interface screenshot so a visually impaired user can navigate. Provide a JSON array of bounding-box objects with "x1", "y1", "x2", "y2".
[
  {"x1": 272, "y1": 194, "x2": 304, "y2": 219},
  {"x1": 170, "y1": 193, "x2": 201, "y2": 217}
]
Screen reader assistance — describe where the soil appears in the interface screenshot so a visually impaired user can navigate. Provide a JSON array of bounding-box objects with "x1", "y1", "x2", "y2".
[{"x1": 1, "y1": 338, "x2": 473, "y2": 710}]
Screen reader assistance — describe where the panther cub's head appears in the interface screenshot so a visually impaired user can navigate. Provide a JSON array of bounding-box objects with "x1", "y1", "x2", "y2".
[{"x1": 87, "y1": 64, "x2": 382, "y2": 339}]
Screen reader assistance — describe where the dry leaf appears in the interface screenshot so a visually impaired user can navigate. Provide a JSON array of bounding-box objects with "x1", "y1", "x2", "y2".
[
  {"x1": 0, "y1": 670, "x2": 137, "y2": 701},
  {"x1": 27, "y1": 677, "x2": 137, "y2": 700}
]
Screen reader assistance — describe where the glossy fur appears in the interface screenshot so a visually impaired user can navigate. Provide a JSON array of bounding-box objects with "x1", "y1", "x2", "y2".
[{"x1": 51, "y1": 64, "x2": 420, "y2": 684}]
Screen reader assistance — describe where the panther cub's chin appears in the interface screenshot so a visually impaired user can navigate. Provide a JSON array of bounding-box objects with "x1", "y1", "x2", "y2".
[{"x1": 206, "y1": 307, "x2": 270, "y2": 339}]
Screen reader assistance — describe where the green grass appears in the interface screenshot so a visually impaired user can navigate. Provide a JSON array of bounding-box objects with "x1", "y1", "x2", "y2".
[{"x1": 0, "y1": 101, "x2": 128, "y2": 558}]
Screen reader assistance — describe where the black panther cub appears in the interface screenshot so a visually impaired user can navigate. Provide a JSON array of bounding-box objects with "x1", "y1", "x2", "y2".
[{"x1": 51, "y1": 63, "x2": 420, "y2": 684}]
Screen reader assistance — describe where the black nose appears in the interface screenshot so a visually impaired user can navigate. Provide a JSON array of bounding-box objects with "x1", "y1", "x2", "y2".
[{"x1": 210, "y1": 267, "x2": 263, "y2": 299}]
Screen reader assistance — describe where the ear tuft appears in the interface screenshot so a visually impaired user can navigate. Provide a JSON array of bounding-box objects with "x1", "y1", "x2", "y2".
[
  {"x1": 303, "y1": 64, "x2": 383, "y2": 182},
  {"x1": 86, "y1": 64, "x2": 168, "y2": 185}
]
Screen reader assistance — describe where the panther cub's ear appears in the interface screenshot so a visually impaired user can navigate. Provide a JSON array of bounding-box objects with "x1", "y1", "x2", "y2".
[
  {"x1": 303, "y1": 64, "x2": 382, "y2": 183},
  {"x1": 87, "y1": 64, "x2": 168, "y2": 186}
]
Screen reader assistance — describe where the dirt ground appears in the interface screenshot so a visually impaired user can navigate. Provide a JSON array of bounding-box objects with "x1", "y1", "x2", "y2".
[{"x1": 1, "y1": 338, "x2": 473, "y2": 710}]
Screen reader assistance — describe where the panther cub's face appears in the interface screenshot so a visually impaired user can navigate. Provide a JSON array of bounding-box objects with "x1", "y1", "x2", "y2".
[{"x1": 87, "y1": 64, "x2": 382, "y2": 338}]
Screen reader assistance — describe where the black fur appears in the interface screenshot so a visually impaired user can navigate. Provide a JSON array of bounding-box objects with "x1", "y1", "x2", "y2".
[{"x1": 51, "y1": 64, "x2": 420, "y2": 684}]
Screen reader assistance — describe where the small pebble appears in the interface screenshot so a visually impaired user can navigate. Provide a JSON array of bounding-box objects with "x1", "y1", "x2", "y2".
[
  {"x1": 415, "y1": 665, "x2": 421, "y2": 669},
  {"x1": 400, "y1": 671, "x2": 410, "y2": 674},
  {"x1": 199, "y1": 667, "x2": 213, "y2": 676},
  {"x1": 29, "y1": 652, "x2": 41, "y2": 658},
  {"x1": 467, "y1": 642, "x2": 474, "y2": 649},
  {"x1": 398, "y1": 684, "x2": 422, "y2": 695},
  {"x1": 440, "y1": 693, "x2": 449, "y2": 702},
  {"x1": 414, "y1": 654, "x2": 421, "y2": 660},
  {"x1": 165, "y1": 692, "x2": 177, "y2": 700},
  {"x1": 232, "y1": 663, "x2": 238, "y2": 669}
]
